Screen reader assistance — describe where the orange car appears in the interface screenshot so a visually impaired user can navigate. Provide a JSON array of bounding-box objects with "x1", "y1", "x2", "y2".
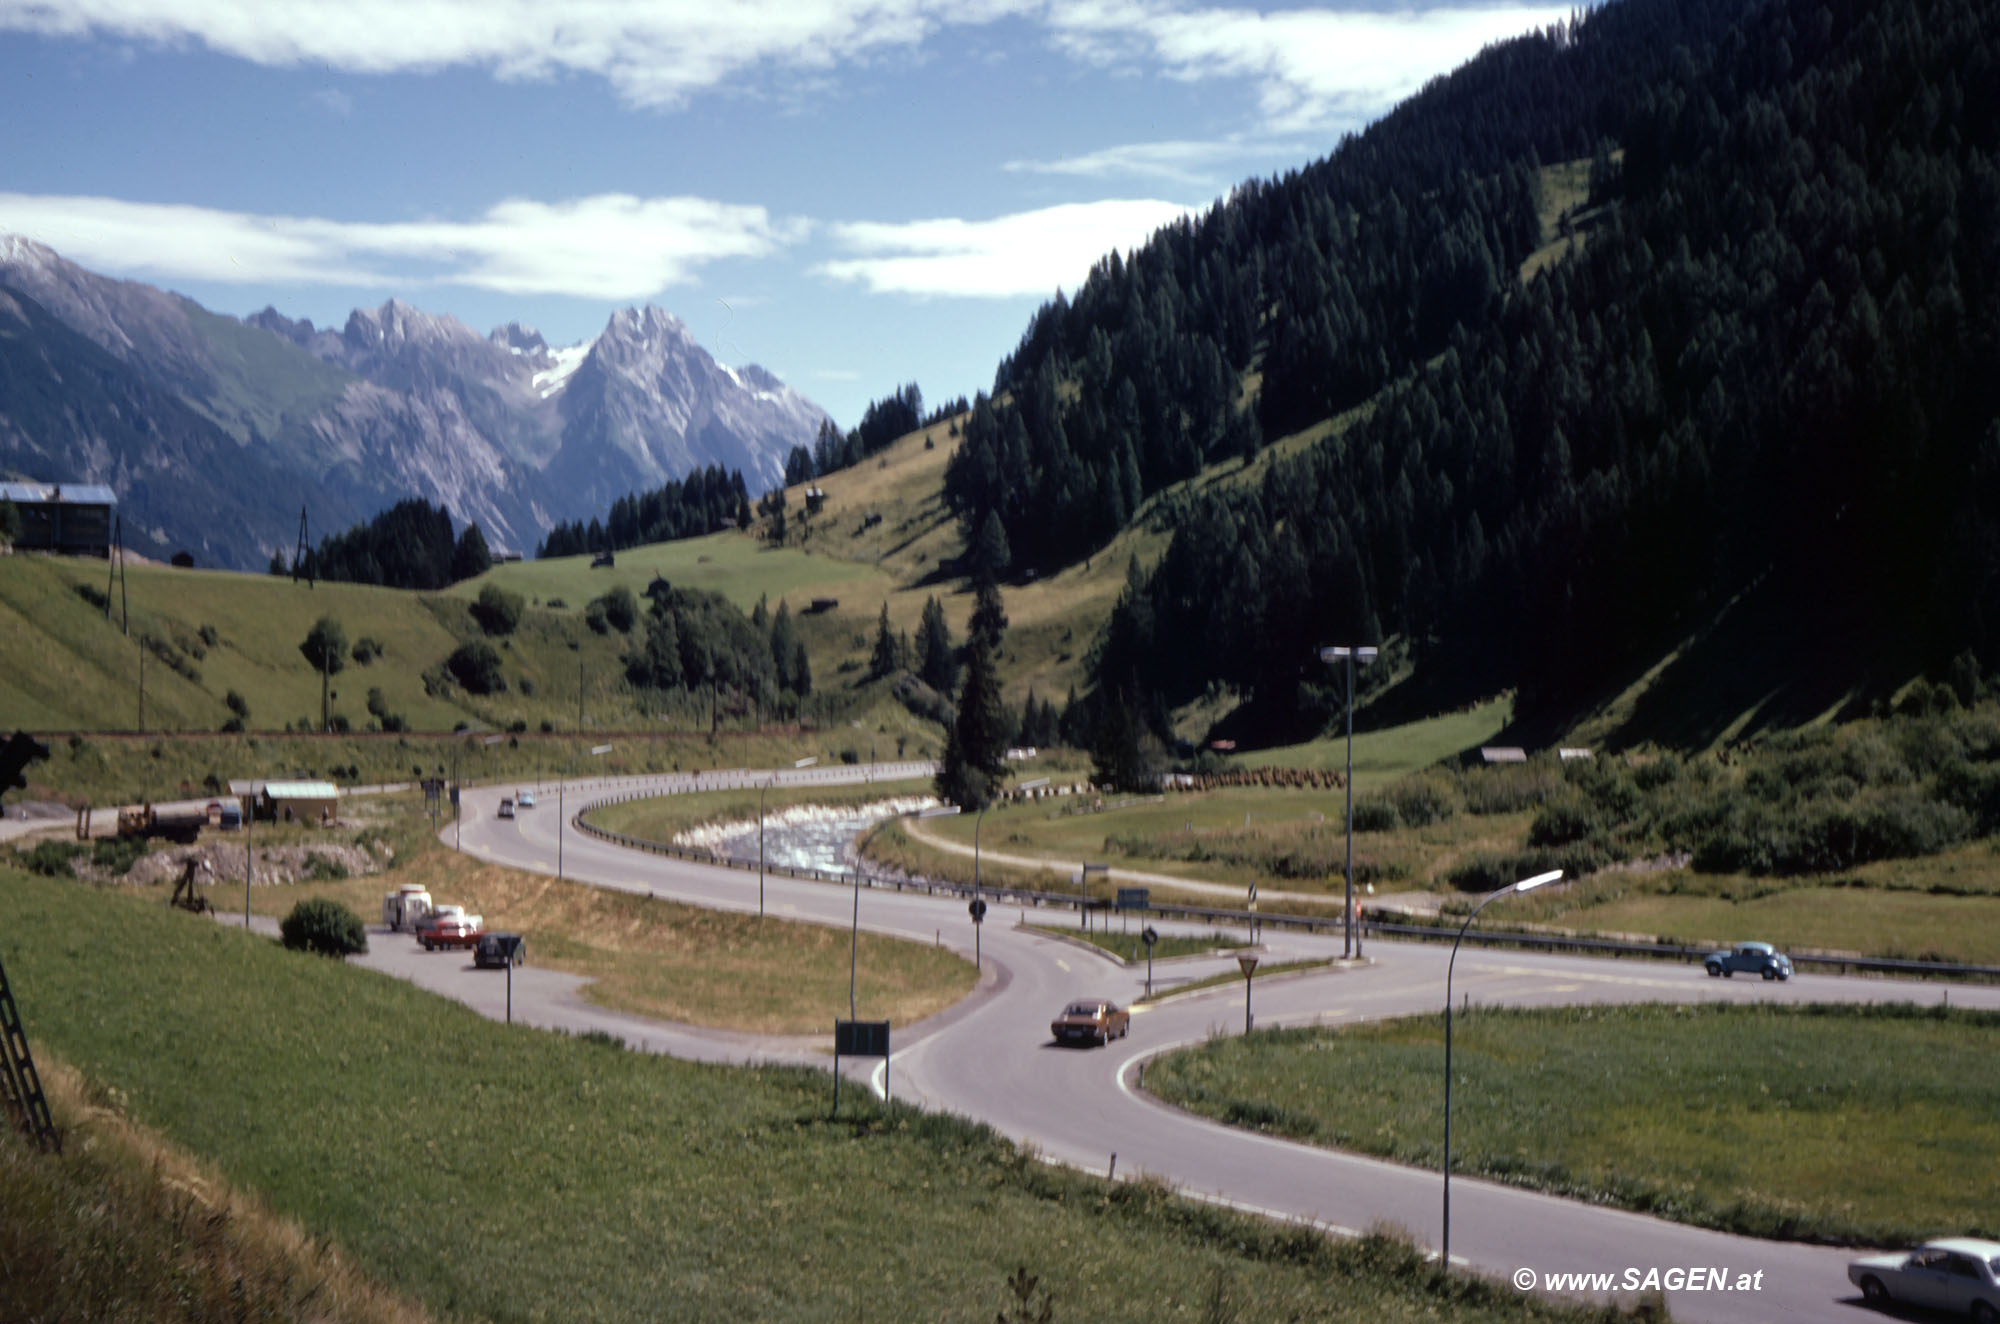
[{"x1": 1050, "y1": 1000, "x2": 1130, "y2": 1047}]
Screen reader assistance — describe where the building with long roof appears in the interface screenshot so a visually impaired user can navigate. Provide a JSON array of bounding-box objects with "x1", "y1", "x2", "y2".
[{"x1": 0, "y1": 481, "x2": 116, "y2": 557}]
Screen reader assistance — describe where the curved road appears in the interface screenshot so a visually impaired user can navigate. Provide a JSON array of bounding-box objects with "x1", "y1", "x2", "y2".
[{"x1": 419, "y1": 763, "x2": 1996, "y2": 1324}]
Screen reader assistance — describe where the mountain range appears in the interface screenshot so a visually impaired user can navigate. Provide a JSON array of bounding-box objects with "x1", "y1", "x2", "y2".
[{"x1": 0, "y1": 234, "x2": 828, "y2": 568}]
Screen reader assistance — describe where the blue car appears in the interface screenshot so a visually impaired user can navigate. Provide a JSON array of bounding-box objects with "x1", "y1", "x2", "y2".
[{"x1": 1705, "y1": 941, "x2": 1793, "y2": 980}]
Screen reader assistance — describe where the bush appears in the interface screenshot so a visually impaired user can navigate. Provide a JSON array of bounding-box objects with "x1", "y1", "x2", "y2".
[
  {"x1": 20, "y1": 841, "x2": 86, "y2": 877},
  {"x1": 279, "y1": 898, "x2": 367, "y2": 958},
  {"x1": 1387, "y1": 773, "x2": 1458, "y2": 827},
  {"x1": 351, "y1": 636, "x2": 384, "y2": 665},
  {"x1": 472, "y1": 585, "x2": 525, "y2": 636},
  {"x1": 446, "y1": 642, "x2": 508, "y2": 694},
  {"x1": 1349, "y1": 796, "x2": 1399, "y2": 832}
]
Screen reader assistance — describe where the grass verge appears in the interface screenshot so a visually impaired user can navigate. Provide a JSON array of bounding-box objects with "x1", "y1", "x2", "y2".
[
  {"x1": 1025, "y1": 923, "x2": 1248, "y2": 963},
  {"x1": 1146, "y1": 1002, "x2": 2000, "y2": 1245},
  {"x1": 1137, "y1": 960, "x2": 1336, "y2": 1004},
  {"x1": 0, "y1": 871, "x2": 1660, "y2": 1323}
]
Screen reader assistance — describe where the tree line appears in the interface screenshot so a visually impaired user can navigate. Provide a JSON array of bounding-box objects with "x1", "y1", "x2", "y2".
[
  {"x1": 1088, "y1": 0, "x2": 2000, "y2": 734},
  {"x1": 538, "y1": 465, "x2": 751, "y2": 558},
  {"x1": 274, "y1": 498, "x2": 490, "y2": 590}
]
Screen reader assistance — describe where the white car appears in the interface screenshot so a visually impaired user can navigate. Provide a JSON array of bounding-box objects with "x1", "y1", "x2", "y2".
[
  {"x1": 1849, "y1": 1239, "x2": 2000, "y2": 1321},
  {"x1": 517, "y1": 790, "x2": 536, "y2": 808}
]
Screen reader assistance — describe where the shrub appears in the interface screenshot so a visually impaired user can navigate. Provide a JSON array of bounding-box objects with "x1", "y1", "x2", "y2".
[
  {"x1": 595, "y1": 585, "x2": 638, "y2": 633},
  {"x1": 351, "y1": 636, "x2": 384, "y2": 665},
  {"x1": 1387, "y1": 773, "x2": 1457, "y2": 827},
  {"x1": 299, "y1": 617, "x2": 347, "y2": 675},
  {"x1": 279, "y1": 898, "x2": 367, "y2": 958},
  {"x1": 1349, "y1": 796, "x2": 1399, "y2": 832},
  {"x1": 472, "y1": 585, "x2": 525, "y2": 636},
  {"x1": 20, "y1": 841, "x2": 86, "y2": 877},
  {"x1": 584, "y1": 599, "x2": 611, "y2": 634},
  {"x1": 446, "y1": 642, "x2": 507, "y2": 694}
]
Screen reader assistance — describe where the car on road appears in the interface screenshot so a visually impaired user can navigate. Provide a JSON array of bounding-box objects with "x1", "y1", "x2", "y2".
[
  {"x1": 474, "y1": 932, "x2": 526, "y2": 969},
  {"x1": 1050, "y1": 1000, "x2": 1130, "y2": 1047},
  {"x1": 516, "y1": 790, "x2": 535, "y2": 809},
  {"x1": 1704, "y1": 941, "x2": 1793, "y2": 980},
  {"x1": 1849, "y1": 1238, "x2": 2000, "y2": 1320},
  {"x1": 417, "y1": 905, "x2": 484, "y2": 951},
  {"x1": 498, "y1": 797, "x2": 515, "y2": 819}
]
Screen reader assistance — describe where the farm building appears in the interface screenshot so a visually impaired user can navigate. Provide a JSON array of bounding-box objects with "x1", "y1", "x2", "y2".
[{"x1": 0, "y1": 482, "x2": 116, "y2": 556}]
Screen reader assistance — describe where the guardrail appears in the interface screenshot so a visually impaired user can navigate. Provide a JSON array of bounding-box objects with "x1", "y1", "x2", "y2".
[{"x1": 568, "y1": 792, "x2": 2000, "y2": 983}]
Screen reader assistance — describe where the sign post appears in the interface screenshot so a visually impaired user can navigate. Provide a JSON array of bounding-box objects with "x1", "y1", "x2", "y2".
[
  {"x1": 968, "y1": 897, "x2": 987, "y2": 972},
  {"x1": 1142, "y1": 925, "x2": 1159, "y2": 998},
  {"x1": 1237, "y1": 952, "x2": 1260, "y2": 1034},
  {"x1": 1079, "y1": 863, "x2": 1109, "y2": 932},
  {"x1": 833, "y1": 1019, "x2": 891, "y2": 1114}
]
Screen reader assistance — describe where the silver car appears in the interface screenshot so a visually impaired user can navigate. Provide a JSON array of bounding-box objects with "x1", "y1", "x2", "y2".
[
  {"x1": 1849, "y1": 1239, "x2": 2000, "y2": 1320},
  {"x1": 1704, "y1": 941, "x2": 1793, "y2": 980}
]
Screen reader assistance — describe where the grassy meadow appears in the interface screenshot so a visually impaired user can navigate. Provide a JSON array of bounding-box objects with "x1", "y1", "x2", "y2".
[
  {"x1": 0, "y1": 870, "x2": 1661, "y2": 1324},
  {"x1": 1148, "y1": 1002, "x2": 2000, "y2": 1245},
  {"x1": 1026, "y1": 923, "x2": 1249, "y2": 963}
]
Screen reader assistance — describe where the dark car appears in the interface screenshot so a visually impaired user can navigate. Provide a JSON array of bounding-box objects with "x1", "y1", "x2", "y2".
[
  {"x1": 474, "y1": 933, "x2": 526, "y2": 969},
  {"x1": 1050, "y1": 1000, "x2": 1130, "y2": 1047},
  {"x1": 1704, "y1": 941, "x2": 1793, "y2": 980}
]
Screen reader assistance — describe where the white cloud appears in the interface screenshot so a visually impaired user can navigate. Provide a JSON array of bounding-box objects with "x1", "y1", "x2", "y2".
[
  {"x1": 1048, "y1": 2, "x2": 1573, "y2": 133},
  {"x1": 1003, "y1": 136, "x2": 1301, "y2": 186},
  {"x1": 0, "y1": 192, "x2": 803, "y2": 299},
  {"x1": 4, "y1": 2, "x2": 1570, "y2": 131},
  {"x1": 0, "y1": 0, "x2": 1038, "y2": 108},
  {"x1": 817, "y1": 199, "x2": 1194, "y2": 299}
]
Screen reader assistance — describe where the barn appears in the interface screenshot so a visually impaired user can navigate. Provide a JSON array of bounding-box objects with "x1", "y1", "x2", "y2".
[{"x1": 0, "y1": 482, "x2": 116, "y2": 557}]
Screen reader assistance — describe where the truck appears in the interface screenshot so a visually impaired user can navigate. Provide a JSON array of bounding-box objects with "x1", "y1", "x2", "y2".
[
  {"x1": 416, "y1": 904, "x2": 485, "y2": 951},
  {"x1": 382, "y1": 884, "x2": 433, "y2": 932}
]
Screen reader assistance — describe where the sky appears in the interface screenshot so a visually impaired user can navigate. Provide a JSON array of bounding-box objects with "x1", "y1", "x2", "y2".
[{"x1": 0, "y1": 1, "x2": 1571, "y2": 428}]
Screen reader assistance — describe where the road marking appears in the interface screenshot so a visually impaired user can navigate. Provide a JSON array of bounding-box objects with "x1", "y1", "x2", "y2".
[{"x1": 1055, "y1": 958, "x2": 1070, "y2": 973}]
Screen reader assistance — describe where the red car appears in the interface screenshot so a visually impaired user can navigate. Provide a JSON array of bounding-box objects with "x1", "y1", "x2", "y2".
[
  {"x1": 417, "y1": 908, "x2": 485, "y2": 951},
  {"x1": 1050, "y1": 1000, "x2": 1131, "y2": 1047}
]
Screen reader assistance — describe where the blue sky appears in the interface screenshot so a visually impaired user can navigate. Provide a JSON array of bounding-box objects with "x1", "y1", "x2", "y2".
[{"x1": 0, "y1": 1, "x2": 1569, "y2": 427}]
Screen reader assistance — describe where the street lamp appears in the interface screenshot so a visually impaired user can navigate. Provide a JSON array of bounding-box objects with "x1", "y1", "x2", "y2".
[
  {"x1": 760, "y1": 756, "x2": 818, "y2": 918},
  {"x1": 1441, "y1": 868, "x2": 1563, "y2": 1269},
  {"x1": 1319, "y1": 645, "x2": 1378, "y2": 959}
]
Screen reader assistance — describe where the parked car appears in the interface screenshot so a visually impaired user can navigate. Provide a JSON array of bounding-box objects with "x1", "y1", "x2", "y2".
[
  {"x1": 516, "y1": 790, "x2": 536, "y2": 809},
  {"x1": 498, "y1": 797, "x2": 515, "y2": 819},
  {"x1": 1704, "y1": 941, "x2": 1793, "y2": 980},
  {"x1": 1050, "y1": 1000, "x2": 1130, "y2": 1046},
  {"x1": 1849, "y1": 1238, "x2": 2000, "y2": 1320},
  {"x1": 474, "y1": 932, "x2": 526, "y2": 969}
]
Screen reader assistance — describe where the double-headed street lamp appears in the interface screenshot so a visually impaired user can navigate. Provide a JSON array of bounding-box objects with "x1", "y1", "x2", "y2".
[
  {"x1": 1318, "y1": 645, "x2": 1377, "y2": 959},
  {"x1": 759, "y1": 756, "x2": 819, "y2": 918},
  {"x1": 1441, "y1": 867, "x2": 1564, "y2": 1269}
]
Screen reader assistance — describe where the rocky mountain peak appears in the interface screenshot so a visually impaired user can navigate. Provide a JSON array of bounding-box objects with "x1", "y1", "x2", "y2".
[
  {"x1": 492, "y1": 322, "x2": 548, "y2": 355},
  {"x1": 343, "y1": 298, "x2": 481, "y2": 352}
]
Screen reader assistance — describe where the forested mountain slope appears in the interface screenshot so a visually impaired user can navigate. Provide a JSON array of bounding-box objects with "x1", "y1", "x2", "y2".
[{"x1": 966, "y1": 0, "x2": 1997, "y2": 746}]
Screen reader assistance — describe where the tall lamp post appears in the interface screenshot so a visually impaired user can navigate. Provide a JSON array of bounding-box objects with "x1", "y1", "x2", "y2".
[
  {"x1": 1442, "y1": 868, "x2": 1563, "y2": 1269},
  {"x1": 1318, "y1": 645, "x2": 1377, "y2": 959},
  {"x1": 760, "y1": 755, "x2": 818, "y2": 918}
]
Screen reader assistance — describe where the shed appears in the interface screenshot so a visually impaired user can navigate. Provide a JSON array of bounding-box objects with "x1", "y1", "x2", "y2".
[
  {"x1": 260, "y1": 779, "x2": 340, "y2": 824},
  {"x1": 0, "y1": 481, "x2": 116, "y2": 557}
]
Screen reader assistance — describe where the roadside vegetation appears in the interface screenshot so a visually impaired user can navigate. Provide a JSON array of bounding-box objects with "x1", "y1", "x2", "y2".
[
  {"x1": 1147, "y1": 1002, "x2": 1999, "y2": 1246},
  {"x1": 0, "y1": 870, "x2": 1662, "y2": 1323},
  {"x1": 1027, "y1": 924, "x2": 1248, "y2": 963}
]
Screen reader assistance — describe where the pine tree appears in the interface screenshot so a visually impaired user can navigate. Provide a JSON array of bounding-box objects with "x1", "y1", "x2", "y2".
[
  {"x1": 937, "y1": 635, "x2": 1009, "y2": 809},
  {"x1": 969, "y1": 578, "x2": 1008, "y2": 650},
  {"x1": 769, "y1": 600, "x2": 798, "y2": 690},
  {"x1": 869, "y1": 603, "x2": 901, "y2": 680},
  {"x1": 917, "y1": 595, "x2": 957, "y2": 693}
]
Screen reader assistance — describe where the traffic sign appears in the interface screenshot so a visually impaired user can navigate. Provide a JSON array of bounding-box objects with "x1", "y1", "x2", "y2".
[
  {"x1": 1141, "y1": 926, "x2": 1158, "y2": 948},
  {"x1": 968, "y1": 898, "x2": 988, "y2": 923}
]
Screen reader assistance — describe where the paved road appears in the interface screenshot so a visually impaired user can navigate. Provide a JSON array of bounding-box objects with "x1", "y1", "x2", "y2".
[{"x1": 422, "y1": 765, "x2": 1997, "y2": 1324}]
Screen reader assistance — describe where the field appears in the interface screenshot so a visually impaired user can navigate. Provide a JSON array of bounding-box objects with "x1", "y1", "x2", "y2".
[
  {"x1": 0, "y1": 869, "x2": 1657, "y2": 1324},
  {"x1": 195, "y1": 795, "x2": 977, "y2": 1035},
  {"x1": 1147, "y1": 1002, "x2": 2000, "y2": 1245},
  {"x1": 1025, "y1": 923, "x2": 1248, "y2": 963}
]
